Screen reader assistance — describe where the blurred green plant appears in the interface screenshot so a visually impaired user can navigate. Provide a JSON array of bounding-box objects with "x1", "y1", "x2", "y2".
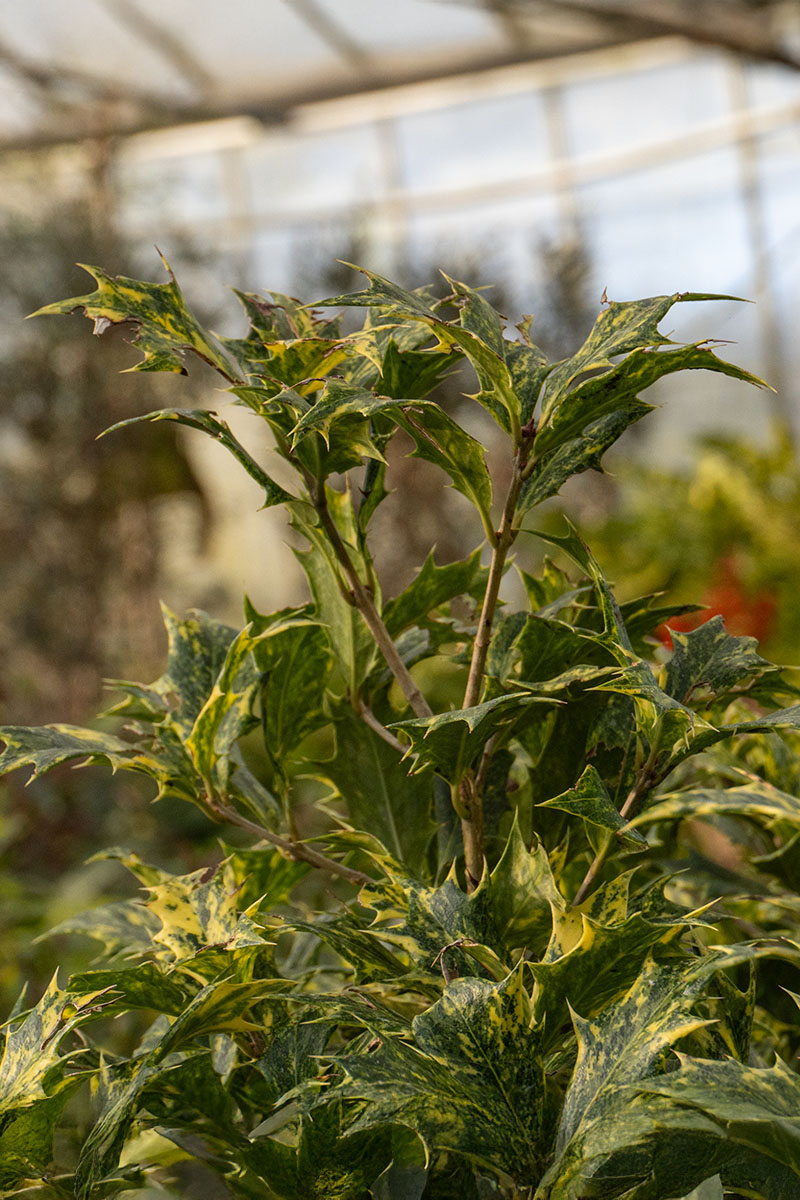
[
  {"x1": 2, "y1": 261, "x2": 800, "y2": 1199},
  {"x1": 578, "y1": 425, "x2": 800, "y2": 661}
]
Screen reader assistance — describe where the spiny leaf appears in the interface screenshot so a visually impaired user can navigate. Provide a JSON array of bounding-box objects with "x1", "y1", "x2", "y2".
[
  {"x1": 538, "y1": 765, "x2": 647, "y2": 847},
  {"x1": 391, "y1": 403, "x2": 494, "y2": 534},
  {"x1": 485, "y1": 816, "x2": 565, "y2": 954},
  {"x1": 361, "y1": 867, "x2": 503, "y2": 982},
  {"x1": 537, "y1": 292, "x2": 759, "y2": 430},
  {"x1": 151, "y1": 605, "x2": 239, "y2": 737},
  {"x1": 33, "y1": 257, "x2": 236, "y2": 378},
  {"x1": 392, "y1": 691, "x2": 555, "y2": 780},
  {"x1": 291, "y1": 494, "x2": 377, "y2": 696},
  {"x1": 628, "y1": 779, "x2": 800, "y2": 836},
  {"x1": 248, "y1": 605, "x2": 332, "y2": 772},
  {"x1": 315, "y1": 267, "x2": 438, "y2": 320},
  {"x1": 536, "y1": 341, "x2": 767, "y2": 460},
  {"x1": 531, "y1": 912, "x2": 691, "y2": 1045},
  {"x1": 520, "y1": 400, "x2": 653, "y2": 511},
  {"x1": 39, "y1": 898, "x2": 160, "y2": 962},
  {"x1": 319, "y1": 706, "x2": 435, "y2": 872},
  {"x1": 318, "y1": 266, "x2": 519, "y2": 432},
  {"x1": 290, "y1": 379, "x2": 399, "y2": 448},
  {"x1": 140, "y1": 862, "x2": 268, "y2": 965},
  {"x1": 185, "y1": 623, "x2": 262, "y2": 791},
  {"x1": 338, "y1": 968, "x2": 548, "y2": 1182},
  {"x1": 102, "y1": 407, "x2": 293, "y2": 508},
  {"x1": 0, "y1": 975, "x2": 88, "y2": 1113},
  {"x1": 383, "y1": 549, "x2": 487, "y2": 639},
  {"x1": 67, "y1": 963, "x2": 187, "y2": 1017},
  {"x1": 378, "y1": 338, "x2": 456, "y2": 400},
  {"x1": 0, "y1": 724, "x2": 135, "y2": 781},
  {"x1": 665, "y1": 615, "x2": 774, "y2": 703},
  {"x1": 576, "y1": 1056, "x2": 800, "y2": 1200},
  {"x1": 539, "y1": 955, "x2": 720, "y2": 1198}
]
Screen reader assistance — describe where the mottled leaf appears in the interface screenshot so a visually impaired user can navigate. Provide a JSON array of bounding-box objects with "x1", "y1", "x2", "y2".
[
  {"x1": 0, "y1": 724, "x2": 135, "y2": 780},
  {"x1": 383, "y1": 549, "x2": 487, "y2": 638},
  {"x1": 320, "y1": 707, "x2": 435, "y2": 872},
  {"x1": 537, "y1": 293, "x2": 759, "y2": 430},
  {"x1": 539, "y1": 955, "x2": 719, "y2": 1198},
  {"x1": 665, "y1": 615, "x2": 773, "y2": 703},
  {"x1": 33, "y1": 257, "x2": 237, "y2": 378},
  {"x1": 338, "y1": 968, "x2": 548, "y2": 1181},
  {"x1": 102, "y1": 407, "x2": 293, "y2": 508},
  {"x1": 392, "y1": 692, "x2": 554, "y2": 780},
  {"x1": 539, "y1": 765, "x2": 647, "y2": 847},
  {"x1": 392, "y1": 403, "x2": 494, "y2": 533},
  {"x1": 520, "y1": 400, "x2": 653, "y2": 511},
  {"x1": 485, "y1": 816, "x2": 564, "y2": 954},
  {"x1": 628, "y1": 779, "x2": 800, "y2": 836}
]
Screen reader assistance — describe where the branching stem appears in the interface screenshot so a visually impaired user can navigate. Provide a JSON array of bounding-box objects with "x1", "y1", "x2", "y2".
[
  {"x1": 459, "y1": 453, "x2": 526, "y2": 887},
  {"x1": 311, "y1": 482, "x2": 433, "y2": 720},
  {"x1": 211, "y1": 799, "x2": 371, "y2": 887}
]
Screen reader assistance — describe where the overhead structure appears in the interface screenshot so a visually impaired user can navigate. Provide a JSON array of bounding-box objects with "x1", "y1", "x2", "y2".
[{"x1": 0, "y1": 0, "x2": 797, "y2": 151}]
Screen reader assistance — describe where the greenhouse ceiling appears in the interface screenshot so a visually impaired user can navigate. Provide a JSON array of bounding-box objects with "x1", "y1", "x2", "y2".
[{"x1": 0, "y1": 0, "x2": 797, "y2": 152}]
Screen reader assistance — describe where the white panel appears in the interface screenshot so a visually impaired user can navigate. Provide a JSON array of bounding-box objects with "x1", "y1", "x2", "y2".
[{"x1": 312, "y1": 0, "x2": 505, "y2": 58}]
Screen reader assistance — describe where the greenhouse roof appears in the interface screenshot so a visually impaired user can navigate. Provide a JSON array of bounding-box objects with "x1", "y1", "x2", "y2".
[{"x1": 0, "y1": 0, "x2": 797, "y2": 152}]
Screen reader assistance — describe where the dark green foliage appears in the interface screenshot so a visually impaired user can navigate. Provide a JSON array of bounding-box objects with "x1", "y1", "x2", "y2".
[{"x1": 1, "y1": 259, "x2": 798, "y2": 1200}]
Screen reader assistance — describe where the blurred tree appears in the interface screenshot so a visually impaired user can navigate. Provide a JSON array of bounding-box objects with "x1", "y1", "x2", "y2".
[{"x1": 0, "y1": 149, "x2": 209, "y2": 726}]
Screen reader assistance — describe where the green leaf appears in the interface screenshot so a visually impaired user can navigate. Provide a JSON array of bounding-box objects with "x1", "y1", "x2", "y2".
[
  {"x1": 338, "y1": 967, "x2": 548, "y2": 1182},
  {"x1": 33, "y1": 256, "x2": 237, "y2": 378},
  {"x1": 362, "y1": 868, "x2": 503, "y2": 982},
  {"x1": 67, "y1": 963, "x2": 188, "y2": 1017},
  {"x1": 0, "y1": 975, "x2": 88, "y2": 1113},
  {"x1": 248, "y1": 606, "x2": 332, "y2": 771},
  {"x1": 318, "y1": 267, "x2": 520, "y2": 432},
  {"x1": 315, "y1": 267, "x2": 438, "y2": 320},
  {"x1": 665, "y1": 615, "x2": 773, "y2": 703},
  {"x1": 102, "y1": 407, "x2": 293, "y2": 508},
  {"x1": 319, "y1": 707, "x2": 435, "y2": 872},
  {"x1": 152, "y1": 605, "x2": 240, "y2": 737},
  {"x1": 485, "y1": 816, "x2": 565, "y2": 954},
  {"x1": 383, "y1": 549, "x2": 487, "y2": 638},
  {"x1": 290, "y1": 379, "x2": 398, "y2": 449},
  {"x1": 40, "y1": 898, "x2": 160, "y2": 962},
  {"x1": 185, "y1": 624, "x2": 262, "y2": 791},
  {"x1": 628, "y1": 779, "x2": 800, "y2": 837},
  {"x1": 514, "y1": 614, "x2": 597, "y2": 684},
  {"x1": 538, "y1": 955, "x2": 719, "y2": 1198},
  {"x1": 530, "y1": 911, "x2": 691, "y2": 1047},
  {"x1": 75, "y1": 1057, "x2": 176, "y2": 1198},
  {"x1": 378, "y1": 338, "x2": 455, "y2": 400},
  {"x1": 392, "y1": 403, "x2": 494, "y2": 535},
  {"x1": 539, "y1": 765, "x2": 647, "y2": 847},
  {"x1": 139, "y1": 861, "x2": 268, "y2": 966},
  {"x1": 158, "y1": 977, "x2": 286, "y2": 1050},
  {"x1": 537, "y1": 293, "x2": 760, "y2": 430},
  {"x1": 520, "y1": 400, "x2": 653, "y2": 511},
  {"x1": 0, "y1": 723, "x2": 135, "y2": 780},
  {"x1": 590, "y1": 1056, "x2": 800, "y2": 1200},
  {"x1": 291, "y1": 496, "x2": 377, "y2": 696},
  {"x1": 536, "y1": 341, "x2": 767, "y2": 460},
  {"x1": 392, "y1": 692, "x2": 555, "y2": 780}
]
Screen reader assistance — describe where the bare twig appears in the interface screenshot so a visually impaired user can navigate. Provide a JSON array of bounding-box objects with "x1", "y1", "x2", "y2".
[
  {"x1": 571, "y1": 742, "x2": 660, "y2": 907},
  {"x1": 358, "y1": 701, "x2": 409, "y2": 754},
  {"x1": 311, "y1": 484, "x2": 433, "y2": 720},
  {"x1": 211, "y1": 801, "x2": 371, "y2": 887},
  {"x1": 458, "y1": 453, "x2": 526, "y2": 887}
]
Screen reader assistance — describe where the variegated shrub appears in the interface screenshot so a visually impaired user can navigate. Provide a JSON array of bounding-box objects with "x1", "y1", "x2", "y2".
[{"x1": 2, "y1": 261, "x2": 800, "y2": 1199}]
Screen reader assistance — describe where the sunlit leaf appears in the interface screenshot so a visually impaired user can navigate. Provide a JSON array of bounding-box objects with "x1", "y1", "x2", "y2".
[{"x1": 33, "y1": 257, "x2": 237, "y2": 378}]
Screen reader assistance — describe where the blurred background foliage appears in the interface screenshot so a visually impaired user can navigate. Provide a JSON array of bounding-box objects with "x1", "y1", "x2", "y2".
[{"x1": 2, "y1": 0, "x2": 800, "y2": 1016}]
